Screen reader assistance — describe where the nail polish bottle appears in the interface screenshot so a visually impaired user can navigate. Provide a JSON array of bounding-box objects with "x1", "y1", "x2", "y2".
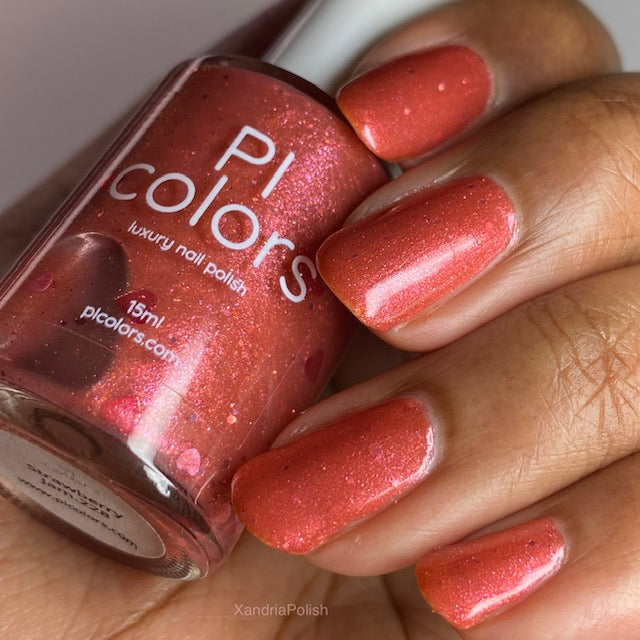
[{"x1": 0, "y1": 0, "x2": 428, "y2": 579}]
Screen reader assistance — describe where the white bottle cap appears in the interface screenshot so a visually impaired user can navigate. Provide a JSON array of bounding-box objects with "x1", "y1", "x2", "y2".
[{"x1": 265, "y1": 0, "x2": 438, "y2": 93}]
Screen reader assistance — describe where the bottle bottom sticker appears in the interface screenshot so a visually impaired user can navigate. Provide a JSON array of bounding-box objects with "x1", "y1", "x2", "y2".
[{"x1": 0, "y1": 429, "x2": 166, "y2": 559}]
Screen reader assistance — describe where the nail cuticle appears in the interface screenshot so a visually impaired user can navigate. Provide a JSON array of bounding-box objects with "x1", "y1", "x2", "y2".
[
  {"x1": 416, "y1": 516, "x2": 567, "y2": 629},
  {"x1": 232, "y1": 394, "x2": 440, "y2": 554},
  {"x1": 318, "y1": 175, "x2": 518, "y2": 332}
]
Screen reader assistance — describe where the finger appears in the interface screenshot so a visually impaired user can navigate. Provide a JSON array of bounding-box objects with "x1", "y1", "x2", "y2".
[
  {"x1": 231, "y1": 264, "x2": 640, "y2": 574},
  {"x1": 416, "y1": 451, "x2": 640, "y2": 637},
  {"x1": 336, "y1": 0, "x2": 619, "y2": 163},
  {"x1": 0, "y1": 498, "x2": 182, "y2": 639},
  {"x1": 318, "y1": 73, "x2": 640, "y2": 350}
]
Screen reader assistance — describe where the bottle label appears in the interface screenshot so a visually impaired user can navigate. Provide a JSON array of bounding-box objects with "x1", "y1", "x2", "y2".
[{"x1": 0, "y1": 430, "x2": 165, "y2": 559}]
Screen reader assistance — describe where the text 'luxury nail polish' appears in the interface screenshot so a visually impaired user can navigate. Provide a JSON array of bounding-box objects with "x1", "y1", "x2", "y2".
[{"x1": 0, "y1": 0, "x2": 439, "y2": 579}]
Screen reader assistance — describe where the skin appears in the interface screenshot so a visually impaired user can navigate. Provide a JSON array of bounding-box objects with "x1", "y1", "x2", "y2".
[{"x1": 1, "y1": 0, "x2": 639, "y2": 638}]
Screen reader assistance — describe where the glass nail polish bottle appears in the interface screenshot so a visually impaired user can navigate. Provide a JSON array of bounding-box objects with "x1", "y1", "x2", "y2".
[{"x1": 0, "y1": 0, "x2": 426, "y2": 579}]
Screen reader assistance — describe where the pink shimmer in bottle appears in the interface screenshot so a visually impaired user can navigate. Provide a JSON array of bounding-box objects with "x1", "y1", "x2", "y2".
[
  {"x1": 416, "y1": 517, "x2": 566, "y2": 629},
  {"x1": 0, "y1": 57, "x2": 385, "y2": 578}
]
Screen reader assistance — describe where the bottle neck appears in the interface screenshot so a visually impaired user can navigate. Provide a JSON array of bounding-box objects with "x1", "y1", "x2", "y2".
[{"x1": 264, "y1": 0, "x2": 435, "y2": 93}]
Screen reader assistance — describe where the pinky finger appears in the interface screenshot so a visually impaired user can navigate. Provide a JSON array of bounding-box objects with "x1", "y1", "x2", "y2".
[{"x1": 415, "y1": 452, "x2": 640, "y2": 638}]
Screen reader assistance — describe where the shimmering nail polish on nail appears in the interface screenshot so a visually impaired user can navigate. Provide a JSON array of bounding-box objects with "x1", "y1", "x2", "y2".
[
  {"x1": 231, "y1": 396, "x2": 436, "y2": 553},
  {"x1": 337, "y1": 46, "x2": 491, "y2": 162},
  {"x1": 317, "y1": 176, "x2": 517, "y2": 331},
  {"x1": 416, "y1": 517, "x2": 566, "y2": 629}
]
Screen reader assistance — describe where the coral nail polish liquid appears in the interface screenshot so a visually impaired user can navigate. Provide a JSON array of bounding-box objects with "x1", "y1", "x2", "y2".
[
  {"x1": 0, "y1": 26, "x2": 392, "y2": 579},
  {"x1": 0, "y1": 0, "x2": 431, "y2": 580}
]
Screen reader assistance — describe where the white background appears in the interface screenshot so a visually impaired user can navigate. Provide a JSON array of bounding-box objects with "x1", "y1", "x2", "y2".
[{"x1": 1, "y1": 0, "x2": 638, "y2": 212}]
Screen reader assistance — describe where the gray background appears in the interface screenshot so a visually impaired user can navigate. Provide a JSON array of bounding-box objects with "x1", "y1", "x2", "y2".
[{"x1": 1, "y1": 0, "x2": 638, "y2": 212}]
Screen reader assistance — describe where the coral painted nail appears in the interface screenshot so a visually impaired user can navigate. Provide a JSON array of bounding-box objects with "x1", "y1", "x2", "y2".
[
  {"x1": 317, "y1": 176, "x2": 517, "y2": 331},
  {"x1": 337, "y1": 45, "x2": 491, "y2": 161},
  {"x1": 231, "y1": 396, "x2": 436, "y2": 554},
  {"x1": 416, "y1": 517, "x2": 566, "y2": 629}
]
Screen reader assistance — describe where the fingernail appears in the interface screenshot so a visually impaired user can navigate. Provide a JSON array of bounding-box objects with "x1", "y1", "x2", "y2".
[
  {"x1": 416, "y1": 517, "x2": 566, "y2": 629},
  {"x1": 317, "y1": 176, "x2": 517, "y2": 331},
  {"x1": 337, "y1": 45, "x2": 491, "y2": 162},
  {"x1": 231, "y1": 396, "x2": 436, "y2": 554}
]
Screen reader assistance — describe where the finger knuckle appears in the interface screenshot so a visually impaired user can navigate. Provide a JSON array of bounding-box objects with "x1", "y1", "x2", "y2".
[
  {"x1": 565, "y1": 78, "x2": 640, "y2": 181},
  {"x1": 521, "y1": 285, "x2": 640, "y2": 463},
  {"x1": 532, "y1": 77, "x2": 640, "y2": 250}
]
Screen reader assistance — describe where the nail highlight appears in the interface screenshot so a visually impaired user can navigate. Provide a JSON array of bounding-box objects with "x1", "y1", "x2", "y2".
[
  {"x1": 231, "y1": 396, "x2": 436, "y2": 554},
  {"x1": 416, "y1": 517, "x2": 566, "y2": 629},
  {"x1": 337, "y1": 45, "x2": 491, "y2": 161},
  {"x1": 317, "y1": 176, "x2": 517, "y2": 331}
]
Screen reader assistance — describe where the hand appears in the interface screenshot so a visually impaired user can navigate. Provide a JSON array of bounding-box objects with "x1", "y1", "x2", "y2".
[
  {"x1": 233, "y1": 0, "x2": 640, "y2": 637},
  {"x1": 1, "y1": 0, "x2": 636, "y2": 638}
]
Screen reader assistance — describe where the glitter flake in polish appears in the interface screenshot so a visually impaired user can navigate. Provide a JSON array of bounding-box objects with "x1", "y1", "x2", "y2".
[
  {"x1": 415, "y1": 517, "x2": 566, "y2": 629},
  {"x1": 317, "y1": 176, "x2": 517, "y2": 331},
  {"x1": 231, "y1": 396, "x2": 436, "y2": 554},
  {"x1": 337, "y1": 45, "x2": 491, "y2": 162}
]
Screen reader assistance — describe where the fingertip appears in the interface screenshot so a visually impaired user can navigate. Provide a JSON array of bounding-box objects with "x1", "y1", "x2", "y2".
[
  {"x1": 337, "y1": 45, "x2": 492, "y2": 162},
  {"x1": 414, "y1": 517, "x2": 566, "y2": 630},
  {"x1": 232, "y1": 396, "x2": 437, "y2": 555},
  {"x1": 334, "y1": 0, "x2": 621, "y2": 164},
  {"x1": 317, "y1": 176, "x2": 517, "y2": 333}
]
